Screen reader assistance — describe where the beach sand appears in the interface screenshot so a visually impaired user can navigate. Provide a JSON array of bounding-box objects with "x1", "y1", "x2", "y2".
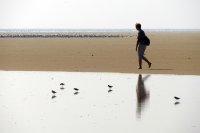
[{"x1": 0, "y1": 32, "x2": 200, "y2": 75}]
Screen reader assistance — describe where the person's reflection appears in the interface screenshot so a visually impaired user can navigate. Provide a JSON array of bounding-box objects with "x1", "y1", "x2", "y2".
[{"x1": 136, "y1": 74, "x2": 150, "y2": 119}]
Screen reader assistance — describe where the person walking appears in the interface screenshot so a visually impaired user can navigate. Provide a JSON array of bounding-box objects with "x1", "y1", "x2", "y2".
[{"x1": 135, "y1": 23, "x2": 152, "y2": 69}]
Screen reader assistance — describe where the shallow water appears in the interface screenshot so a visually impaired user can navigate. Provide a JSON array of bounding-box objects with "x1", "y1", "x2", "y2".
[{"x1": 0, "y1": 71, "x2": 200, "y2": 133}]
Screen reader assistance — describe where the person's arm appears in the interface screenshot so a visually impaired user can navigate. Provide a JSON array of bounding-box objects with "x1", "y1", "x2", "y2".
[
  {"x1": 136, "y1": 31, "x2": 140, "y2": 51},
  {"x1": 136, "y1": 39, "x2": 139, "y2": 51}
]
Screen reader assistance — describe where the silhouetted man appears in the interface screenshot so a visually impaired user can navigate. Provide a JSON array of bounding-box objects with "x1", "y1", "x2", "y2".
[{"x1": 135, "y1": 23, "x2": 152, "y2": 69}]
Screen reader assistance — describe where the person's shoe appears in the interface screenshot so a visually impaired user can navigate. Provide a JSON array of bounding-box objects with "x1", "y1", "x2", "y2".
[
  {"x1": 148, "y1": 63, "x2": 152, "y2": 68},
  {"x1": 138, "y1": 67, "x2": 142, "y2": 69}
]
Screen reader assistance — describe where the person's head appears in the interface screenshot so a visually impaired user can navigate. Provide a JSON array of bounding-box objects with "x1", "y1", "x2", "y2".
[{"x1": 135, "y1": 23, "x2": 141, "y2": 31}]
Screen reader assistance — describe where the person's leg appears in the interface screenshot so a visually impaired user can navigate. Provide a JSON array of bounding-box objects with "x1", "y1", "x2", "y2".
[
  {"x1": 142, "y1": 56, "x2": 151, "y2": 68},
  {"x1": 138, "y1": 45, "x2": 144, "y2": 69},
  {"x1": 142, "y1": 46, "x2": 151, "y2": 68},
  {"x1": 138, "y1": 59, "x2": 142, "y2": 69}
]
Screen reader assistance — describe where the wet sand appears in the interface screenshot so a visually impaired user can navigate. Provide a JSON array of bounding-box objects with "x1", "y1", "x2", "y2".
[
  {"x1": 0, "y1": 32, "x2": 200, "y2": 75},
  {"x1": 0, "y1": 71, "x2": 200, "y2": 133}
]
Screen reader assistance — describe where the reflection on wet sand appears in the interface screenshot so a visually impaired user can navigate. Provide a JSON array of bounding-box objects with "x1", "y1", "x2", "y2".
[{"x1": 136, "y1": 74, "x2": 150, "y2": 118}]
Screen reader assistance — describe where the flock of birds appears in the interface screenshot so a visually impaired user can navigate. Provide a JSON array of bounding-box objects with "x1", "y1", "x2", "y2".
[
  {"x1": 51, "y1": 83, "x2": 181, "y2": 105},
  {"x1": 51, "y1": 83, "x2": 113, "y2": 99}
]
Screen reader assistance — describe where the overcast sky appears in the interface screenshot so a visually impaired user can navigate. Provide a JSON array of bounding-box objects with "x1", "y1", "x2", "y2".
[{"x1": 0, "y1": 0, "x2": 199, "y2": 29}]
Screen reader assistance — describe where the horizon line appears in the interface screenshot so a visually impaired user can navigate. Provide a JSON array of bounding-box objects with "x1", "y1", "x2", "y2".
[{"x1": 0, "y1": 28, "x2": 200, "y2": 32}]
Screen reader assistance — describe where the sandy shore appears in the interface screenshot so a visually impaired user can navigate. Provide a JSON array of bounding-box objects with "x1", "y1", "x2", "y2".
[{"x1": 0, "y1": 31, "x2": 200, "y2": 75}]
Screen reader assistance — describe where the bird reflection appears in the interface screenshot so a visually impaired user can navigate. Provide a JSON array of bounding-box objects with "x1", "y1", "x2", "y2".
[{"x1": 136, "y1": 74, "x2": 150, "y2": 119}]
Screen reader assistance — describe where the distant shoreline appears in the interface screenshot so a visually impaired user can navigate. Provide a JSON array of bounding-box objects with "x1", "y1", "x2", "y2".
[
  {"x1": 0, "y1": 32, "x2": 132, "y2": 38},
  {"x1": 1, "y1": 29, "x2": 200, "y2": 38}
]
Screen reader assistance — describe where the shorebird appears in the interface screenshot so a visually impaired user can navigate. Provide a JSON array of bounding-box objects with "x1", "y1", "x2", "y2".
[
  {"x1": 108, "y1": 85, "x2": 113, "y2": 88},
  {"x1": 51, "y1": 90, "x2": 57, "y2": 94},
  {"x1": 74, "y1": 88, "x2": 79, "y2": 91},
  {"x1": 60, "y1": 83, "x2": 65, "y2": 89},
  {"x1": 174, "y1": 96, "x2": 180, "y2": 100},
  {"x1": 60, "y1": 83, "x2": 65, "y2": 86}
]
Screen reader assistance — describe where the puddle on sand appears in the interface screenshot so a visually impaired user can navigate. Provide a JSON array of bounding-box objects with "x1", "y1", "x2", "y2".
[{"x1": 0, "y1": 71, "x2": 200, "y2": 133}]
